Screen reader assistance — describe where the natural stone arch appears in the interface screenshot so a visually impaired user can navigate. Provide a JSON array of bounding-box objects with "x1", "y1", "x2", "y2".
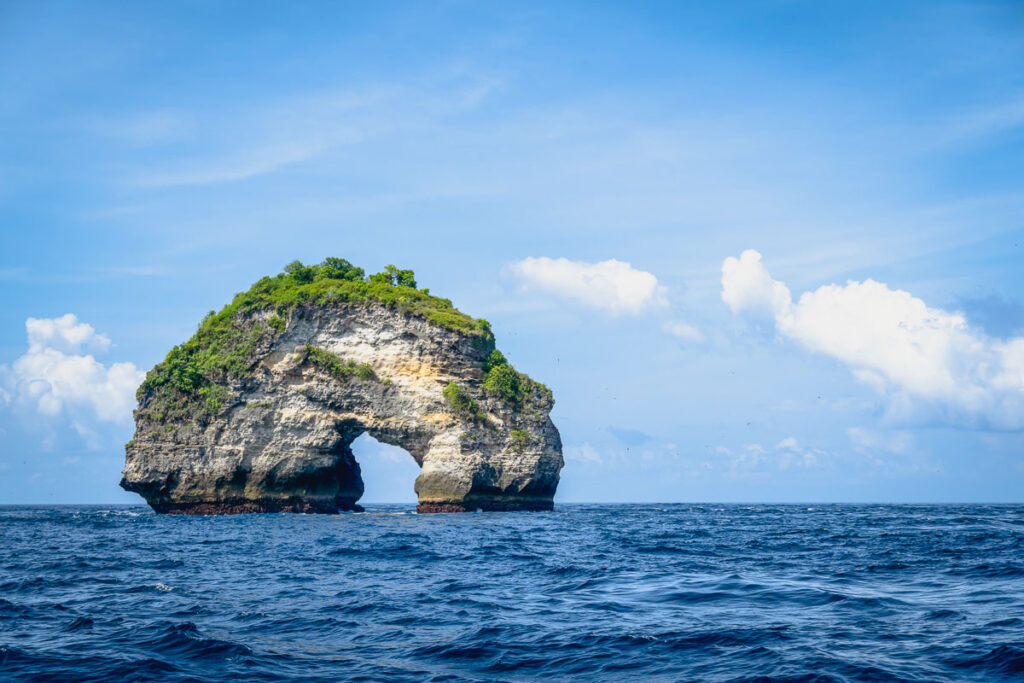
[
  {"x1": 122, "y1": 302, "x2": 563, "y2": 513},
  {"x1": 347, "y1": 432, "x2": 420, "y2": 504}
]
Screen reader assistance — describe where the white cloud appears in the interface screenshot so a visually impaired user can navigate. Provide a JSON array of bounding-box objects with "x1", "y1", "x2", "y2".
[
  {"x1": 1, "y1": 315, "x2": 144, "y2": 427},
  {"x1": 721, "y1": 250, "x2": 793, "y2": 319},
  {"x1": 508, "y1": 257, "x2": 667, "y2": 315},
  {"x1": 662, "y1": 320, "x2": 705, "y2": 342},
  {"x1": 723, "y1": 249, "x2": 1024, "y2": 429},
  {"x1": 26, "y1": 314, "x2": 110, "y2": 354}
]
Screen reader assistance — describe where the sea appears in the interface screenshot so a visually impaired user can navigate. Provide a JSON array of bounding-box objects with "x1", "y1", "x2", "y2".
[{"x1": 1, "y1": 504, "x2": 1022, "y2": 682}]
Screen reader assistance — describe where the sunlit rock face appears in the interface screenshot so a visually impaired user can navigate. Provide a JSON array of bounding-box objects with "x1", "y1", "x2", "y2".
[{"x1": 121, "y1": 304, "x2": 563, "y2": 514}]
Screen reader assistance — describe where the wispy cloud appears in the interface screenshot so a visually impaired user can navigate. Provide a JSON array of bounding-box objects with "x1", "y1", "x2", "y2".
[
  {"x1": 137, "y1": 140, "x2": 333, "y2": 187},
  {"x1": 565, "y1": 442, "x2": 604, "y2": 464},
  {"x1": 90, "y1": 265, "x2": 169, "y2": 277},
  {"x1": 127, "y1": 77, "x2": 501, "y2": 188},
  {"x1": 87, "y1": 110, "x2": 195, "y2": 146},
  {"x1": 0, "y1": 267, "x2": 29, "y2": 281},
  {"x1": 934, "y1": 96, "x2": 1024, "y2": 144},
  {"x1": 0, "y1": 266, "x2": 170, "y2": 283},
  {"x1": 608, "y1": 426, "x2": 654, "y2": 446},
  {"x1": 662, "y1": 320, "x2": 704, "y2": 343},
  {"x1": 846, "y1": 427, "x2": 913, "y2": 454},
  {"x1": 709, "y1": 438, "x2": 828, "y2": 476}
]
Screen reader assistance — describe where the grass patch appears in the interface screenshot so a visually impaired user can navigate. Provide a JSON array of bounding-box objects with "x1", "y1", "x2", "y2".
[
  {"x1": 443, "y1": 382, "x2": 487, "y2": 423},
  {"x1": 302, "y1": 345, "x2": 377, "y2": 383},
  {"x1": 508, "y1": 429, "x2": 538, "y2": 452},
  {"x1": 267, "y1": 315, "x2": 286, "y2": 332},
  {"x1": 198, "y1": 385, "x2": 231, "y2": 414}
]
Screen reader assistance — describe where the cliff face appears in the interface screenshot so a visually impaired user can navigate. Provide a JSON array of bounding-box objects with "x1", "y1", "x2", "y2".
[{"x1": 121, "y1": 264, "x2": 563, "y2": 514}]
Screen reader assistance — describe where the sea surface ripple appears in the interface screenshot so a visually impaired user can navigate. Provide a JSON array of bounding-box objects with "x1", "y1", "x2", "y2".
[{"x1": 1, "y1": 504, "x2": 1023, "y2": 682}]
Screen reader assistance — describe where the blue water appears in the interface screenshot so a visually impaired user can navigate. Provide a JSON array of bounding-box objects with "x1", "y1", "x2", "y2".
[{"x1": 1, "y1": 504, "x2": 1023, "y2": 682}]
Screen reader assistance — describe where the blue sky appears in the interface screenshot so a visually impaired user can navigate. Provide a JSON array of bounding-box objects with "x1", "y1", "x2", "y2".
[{"x1": 1, "y1": 1, "x2": 1023, "y2": 504}]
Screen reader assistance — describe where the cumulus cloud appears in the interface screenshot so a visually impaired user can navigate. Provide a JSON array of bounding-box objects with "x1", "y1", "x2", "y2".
[
  {"x1": 26, "y1": 314, "x2": 111, "y2": 354},
  {"x1": 721, "y1": 250, "x2": 793, "y2": 320},
  {"x1": 722, "y1": 249, "x2": 1024, "y2": 429},
  {"x1": 1, "y1": 315, "x2": 144, "y2": 426},
  {"x1": 508, "y1": 257, "x2": 667, "y2": 315}
]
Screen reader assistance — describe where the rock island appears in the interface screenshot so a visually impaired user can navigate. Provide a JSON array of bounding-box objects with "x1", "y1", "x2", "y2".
[{"x1": 120, "y1": 259, "x2": 563, "y2": 514}]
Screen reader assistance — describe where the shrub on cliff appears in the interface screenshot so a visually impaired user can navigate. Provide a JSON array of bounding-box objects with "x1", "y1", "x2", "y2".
[
  {"x1": 480, "y1": 348, "x2": 551, "y2": 410},
  {"x1": 482, "y1": 363, "x2": 521, "y2": 404},
  {"x1": 509, "y1": 429, "x2": 538, "y2": 452},
  {"x1": 302, "y1": 345, "x2": 378, "y2": 383},
  {"x1": 483, "y1": 349, "x2": 507, "y2": 373},
  {"x1": 443, "y1": 382, "x2": 486, "y2": 423}
]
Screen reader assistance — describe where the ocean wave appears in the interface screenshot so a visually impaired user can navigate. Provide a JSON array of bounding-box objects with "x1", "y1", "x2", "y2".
[
  {"x1": 1, "y1": 503, "x2": 1022, "y2": 682},
  {"x1": 950, "y1": 644, "x2": 1024, "y2": 676}
]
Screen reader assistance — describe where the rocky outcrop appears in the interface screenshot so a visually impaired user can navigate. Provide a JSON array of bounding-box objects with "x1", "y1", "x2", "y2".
[{"x1": 120, "y1": 261, "x2": 563, "y2": 514}]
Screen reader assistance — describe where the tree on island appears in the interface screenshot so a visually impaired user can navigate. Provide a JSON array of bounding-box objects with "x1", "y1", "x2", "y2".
[{"x1": 285, "y1": 259, "x2": 417, "y2": 290}]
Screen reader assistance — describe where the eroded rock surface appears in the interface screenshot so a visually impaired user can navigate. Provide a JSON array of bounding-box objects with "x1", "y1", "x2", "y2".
[{"x1": 121, "y1": 274, "x2": 563, "y2": 514}]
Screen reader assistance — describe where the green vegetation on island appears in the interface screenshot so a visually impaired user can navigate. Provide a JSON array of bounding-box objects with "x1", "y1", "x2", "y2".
[
  {"x1": 443, "y1": 382, "x2": 487, "y2": 423},
  {"x1": 136, "y1": 258, "x2": 491, "y2": 424},
  {"x1": 508, "y1": 429, "x2": 538, "y2": 452},
  {"x1": 301, "y1": 344, "x2": 377, "y2": 383},
  {"x1": 441, "y1": 349, "x2": 553, "y2": 428},
  {"x1": 480, "y1": 349, "x2": 552, "y2": 411},
  {"x1": 133, "y1": 257, "x2": 547, "y2": 430},
  {"x1": 240, "y1": 258, "x2": 492, "y2": 339}
]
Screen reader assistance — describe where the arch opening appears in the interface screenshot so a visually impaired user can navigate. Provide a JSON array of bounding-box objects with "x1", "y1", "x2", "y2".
[{"x1": 349, "y1": 432, "x2": 421, "y2": 506}]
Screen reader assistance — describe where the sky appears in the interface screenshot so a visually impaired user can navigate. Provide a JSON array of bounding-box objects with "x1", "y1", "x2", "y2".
[{"x1": 1, "y1": 0, "x2": 1023, "y2": 504}]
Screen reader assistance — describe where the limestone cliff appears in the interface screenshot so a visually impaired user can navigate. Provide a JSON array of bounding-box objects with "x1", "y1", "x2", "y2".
[{"x1": 120, "y1": 259, "x2": 563, "y2": 514}]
